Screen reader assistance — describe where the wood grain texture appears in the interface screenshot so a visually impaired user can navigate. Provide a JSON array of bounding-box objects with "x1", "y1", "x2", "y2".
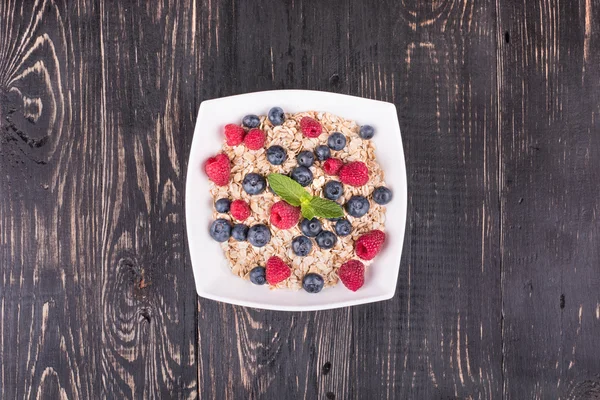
[
  {"x1": 1, "y1": 0, "x2": 599, "y2": 399},
  {"x1": 498, "y1": 0, "x2": 600, "y2": 398}
]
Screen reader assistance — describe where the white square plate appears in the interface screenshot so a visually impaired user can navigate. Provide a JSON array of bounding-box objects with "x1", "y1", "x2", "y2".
[{"x1": 186, "y1": 90, "x2": 407, "y2": 311}]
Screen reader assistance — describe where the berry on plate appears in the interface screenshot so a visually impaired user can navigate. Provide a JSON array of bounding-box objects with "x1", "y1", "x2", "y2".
[
  {"x1": 290, "y1": 166, "x2": 313, "y2": 187},
  {"x1": 244, "y1": 128, "x2": 266, "y2": 150},
  {"x1": 224, "y1": 124, "x2": 245, "y2": 146},
  {"x1": 300, "y1": 116, "x2": 322, "y2": 138},
  {"x1": 327, "y1": 132, "x2": 346, "y2": 150},
  {"x1": 316, "y1": 230, "x2": 337, "y2": 249},
  {"x1": 339, "y1": 161, "x2": 369, "y2": 187},
  {"x1": 204, "y1": 153, "x2": 231, "y2": 186},
  {"x1": 243, "y1": 114, "x2": 261, "y2": 128},
  {"x1": 248, "y1": 224, "x2": 271, "y2": 247},
  {"x1": 267, "y1": 145, "x2": 287, "y2": 165},
  {"x1": 209, "y1": 219, "x2": 232, "y2": 242},
  {"x1": 296, "y1": 150, "x2": 315, "y2": 167},
  {"x1": 242, "y1": 173, "x2": 266, "y2": 195},
  {"x1": 323, "y1": 158, "x2": 344, "y2": 175},
  {"x1": 292, "y1": 235, "x2": 312, "y2": 256},
  {"x1": 314, "y1": 145, "x2": 331, "y2": 161},
  {"x1": 231, "y1": 224, "x2": 249, "y2": 241},
  {"x1": 335, "y1": 218, "x2": 352, "y2": 236},
  {"x1": 268, "y1": 107, "x2": 285, "y2": 126},
  {"x1": 359, "y1": 125, "x2": 374, "y2": 139},
  {"x1": 372, "y1": 186, "x2": 393, "y2": 205},
  {"x1": 302, "y1": 273, "x2": 324, "y2": 293},
  {"x1": 230, "y1": 199, "x2": 251, "y2": 221},
  {"x1": 214, "y1": 198, "x2": 231, "y2": 213},
  {"x1": 270, "y1": 201, "x2": 301, "y2": 229},
  {"x1": 345, "y1": 195, "x2": 370, "y2": 217},
  {"x1": 249, "y1": 266, "x2": 266, "y2": 285},
  {"x1": 300, "y1": 218, "x2": 322, "y2": 237},
  {"x1": 323, "y1": 181, "x2": 343, "y2": 200},
  {"x1": 266, "y1": 256, "x2": 291, "y2": 284},
  {"x1": 355, "y1": 230, "x2": 386, "y2": 260},
  {"x1": 338, "y1": 260, "x2": 365, "y2": 291}
]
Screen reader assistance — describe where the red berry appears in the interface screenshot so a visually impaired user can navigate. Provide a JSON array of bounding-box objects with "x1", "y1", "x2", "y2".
[
  {"x1": 244, "y1": 128, "x2": 266, "y2": 150},
  {"x1": 300, "y1": 117, "x2": 322, "y2": 138},
  {"x1": 266, "y1": 256, "x2": 291, "y2": 285},
  {"x1": 355, "y1": 230, "x2": 386, "y2": 261},
  {"x1": 323, "y1": 158, "x2": 344, "y2": 175},
  {"x1": 270, "y1": 201, "x2": 301, "y2": 229},
  {"x1": 204, "y1": 153, "x2": 230, "y2": 186},
  {"x1": 338, "y1": 260, "x2": 365, "y2": 291},
  {"x1": 339, "y1": 161, "x2": 369, "y2": 187},
  {"x1": 230, "y1": 199, "x2": 251, "y2": 221},
  {"x1": 224, "y1": 124, "x2": 246, "y2": 146}
]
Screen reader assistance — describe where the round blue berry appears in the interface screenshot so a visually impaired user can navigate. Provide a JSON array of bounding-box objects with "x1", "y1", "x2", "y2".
[
  {"x1": 242, "y1": 114, "x2": 260, "y2": 128},
  {"x1": 249, "y1": 266, "x2": 267, "y2": 285},
  {"x1": 335, "y1": 219, "x2": 353, "y2": 236},
  {"x1": 210, "y1": 219, "x2": 232, "y2": 242},
  {"x1": 328, "y1": 132, "x2": 346, "y2": 151},
  {"x1": 345, "y1": 196, "x2": 370, "y2": 217},
  {"x1": 302, "y1": 273, "x2": 324, "y2": 293},
  {"x1": 214, "y1": 198, "x2": 231, "y2": 213},
  {"x1": 372, "y1": 186, "x2": 393, "y2": 205},
  {"x1": 248, "y1": 224, "x2": 271, "y2": 247},
  {"x1": 300, "y1": 218, "x2": 322, "y2": 237},
  {"x1": 316, "y1": 230, "x2": 337, "y2": 249},
  {"x1": 231, "y1": 224, "x2": 249, "y2": 241},
  {"x1": 359, "y1": 125, "x2": 375, "y2": 139},
  {"x1": 291, "y1": 166, "x2": 313, "y2": 187},
  {"x1": 314, "y1": 145, "x2": 331, "y2": 161},
  {"x1": 296, "y1": 151, "x2": 315, "y2": 167},
  {"x1": 323, "y1": 181, "x2": 343, "y2": 201},
  {"x1": 242, "y1": 173, "x2": 266, "y2": 195},
  {"x1": 268, "y1": 107, "x2": 285, "y2": 126},
  {"x1": 292, "y1": 236, "x2": 313, "y2": 256},
  {"x1": 266, "y1": 145, "x2": 287, "y2": 165}
]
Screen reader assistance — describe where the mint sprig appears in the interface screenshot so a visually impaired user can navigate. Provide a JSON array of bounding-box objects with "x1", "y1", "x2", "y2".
[{"x1": 267, "y1": 173, "x2": 344, "y2": 219}]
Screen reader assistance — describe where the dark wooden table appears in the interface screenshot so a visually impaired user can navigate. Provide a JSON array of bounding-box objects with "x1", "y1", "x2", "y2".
[{"x1": 2, "y1": 1, "x2": 600, "y2": 399}]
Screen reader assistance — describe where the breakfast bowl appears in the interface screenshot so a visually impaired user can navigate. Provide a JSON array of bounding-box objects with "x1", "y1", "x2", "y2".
[{"x1": 185, "y1": 90, "x2": 406, "y2": 311}]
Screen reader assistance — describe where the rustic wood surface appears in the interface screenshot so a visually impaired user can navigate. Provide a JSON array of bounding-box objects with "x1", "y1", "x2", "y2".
[{"x1": 1, "y1": 0, "x2": 599, "y2": 399}]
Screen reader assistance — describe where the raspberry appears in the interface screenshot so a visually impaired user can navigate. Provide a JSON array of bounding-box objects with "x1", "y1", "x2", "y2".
[
  {"x1": 266, "y1": 256, "x2": 291, "y2": 284},
  {"x1": 338, "y1": 260, "x2": 365, "y2": 291},
  {"x1": 323, "y1": 158, "x2": 344, "y2": 175},
  {"x1": 355, "y1": 230, "x2": 386, "y2": 260},
  {"x1": 270, "y1": 201, "x2": 301, "y2": 229},
  {"x1": 244, "y1": 128, "x2": 266, "y2": 150},
  {"x1": 300, "y1": 117, "x2": 322, "y2": 138},
  {"x1": 224, "y1": 124, "x2": 245, "y2": 146},
  {"x1": 230, "y1": 199, "x2": 251, "y2": 221},
  {"x1": 204, "y1": 153, "x2": 230, "y2": 186},
  {"x1": 339, "y1": 161, "x2": 369, "y2": 187}
]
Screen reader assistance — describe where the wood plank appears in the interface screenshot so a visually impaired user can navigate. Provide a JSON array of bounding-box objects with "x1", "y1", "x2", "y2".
[
  {"x1": 498, "y1": 0, "x2": 600, "y2": 397},
  {"x1": 1, "y1": 0, "x2": 198, "y2": 398},
  {"x1": 193, "y1": 0, "x2": 502, "y2": 398}
]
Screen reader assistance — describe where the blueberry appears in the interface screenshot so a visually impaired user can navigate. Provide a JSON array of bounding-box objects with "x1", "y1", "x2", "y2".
[
  {"x1": 327, "y1": 132, "x2": 347, "y2": 151},
  {"x1": 248, "y1": 224, "x2": 271, "y2": 247},
  {"x1": 209, "y1": 219, "x2": 232, "y2": 242},
  {"x1": 373, "y1": 186, "x2": 393, "y2": 205},
  {"x1": 231, "y1": 224, "x2": 249, "y2": 241},
  {"x1": 300, "y1": 218, "x2": 322, "y2": 237},
  {"x1": 292, "y1": 236, "x2": 313, "y2": 256},
  {"x1": 268, "y1": 107, "x2": 285, "y2": 126},
  {"x1": 296, "y1": 151, "x2": 315, "y2": 167},
  {"x1": 345, "y1": 195, "x2": 370, "y2": 217},
  {"x1": 214, "y1": 198, "x2": 231, "y2": 213},
  {"x1": 359, "y1": 125, "x2": 375, "y2": 139},
  {"x1": 302, "y1": 273, "x2": 324, "y2": 293},
  {"x1": 316, "y1": 230, "x2": 337, "y2": 249},
  {"x1": 335, "y1": 219, "x2": 353, "y2": 236},
  {"x1": 314, "y1": 145, "x2": 331, "y2": 161},
  {"x1": 242, "y1": 173, "x2": 266, "y2": 195},
  {"x1": 323, "y1": 181, "x2": 343, "y2": 201},
  {"x1": 267, "y1": 145, "x2": 287, "y2": 165},
  {"x1": 249, "y1": 266, "x2": 267, "y2": 285},
  {"x1": 242, "y1": 114, "x2": 260, "y2": 128},
  {"x1": 291, "y1": 166, "x2": 313, "y2": 187}
]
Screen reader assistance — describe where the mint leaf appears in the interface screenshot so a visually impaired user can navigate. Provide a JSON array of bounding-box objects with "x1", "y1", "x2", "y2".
[
  {"x1": 267, "y1": 173, "x2": 311, "y2": 207},
  {"x1": 301, "y1": 203, "x2": 316, "y2": 219},
  {"x1": 309, "y1": 197, "x2": 344, "y2": 219}
]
